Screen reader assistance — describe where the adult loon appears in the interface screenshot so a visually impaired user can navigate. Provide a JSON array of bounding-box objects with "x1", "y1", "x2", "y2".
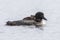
[{"x1": 6, "y1": 12, "x2": 47, "y2": 27}]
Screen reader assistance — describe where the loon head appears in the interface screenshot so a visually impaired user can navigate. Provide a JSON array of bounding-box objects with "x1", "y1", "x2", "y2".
[{"x1": 35, "y1": 12, "x2": 47, "y2": 22}]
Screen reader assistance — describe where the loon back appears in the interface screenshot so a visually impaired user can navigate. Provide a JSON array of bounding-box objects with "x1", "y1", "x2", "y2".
[{"x1": 6, "y1": 19, "x2": 46, "y2": 26}]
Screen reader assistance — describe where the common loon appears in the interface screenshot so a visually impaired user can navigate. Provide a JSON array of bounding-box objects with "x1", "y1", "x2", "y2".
[{"x1": 6, "y1": 12, "x2": 47, "y2": 27}]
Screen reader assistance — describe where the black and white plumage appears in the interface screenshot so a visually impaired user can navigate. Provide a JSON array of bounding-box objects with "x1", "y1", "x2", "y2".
[
  {"x1": 6, "y1": 12, "x2": 47, "y2": 27},
  {"x1": 35, "y1": 12, "x2": 47, "y2": 22}
]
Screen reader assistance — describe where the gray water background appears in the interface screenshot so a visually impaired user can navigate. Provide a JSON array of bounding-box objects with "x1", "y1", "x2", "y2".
[{"x1": 0, "y1": 0, "x2": 60, "y2": 40}]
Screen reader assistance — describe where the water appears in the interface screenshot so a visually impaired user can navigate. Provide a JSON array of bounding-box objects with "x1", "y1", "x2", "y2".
[{"x1": 0, "y1": 0, "x2": 60, "y2": 40}]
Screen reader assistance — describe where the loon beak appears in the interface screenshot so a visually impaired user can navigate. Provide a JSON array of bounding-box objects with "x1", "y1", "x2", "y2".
[{"x1": 43, "y1": 17, "x2": 47, "y2": 21}]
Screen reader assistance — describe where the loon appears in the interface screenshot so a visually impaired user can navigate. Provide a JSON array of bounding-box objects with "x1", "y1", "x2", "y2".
[{"x1": 6, "y1": 12, "x2": 47, "y2": 27}]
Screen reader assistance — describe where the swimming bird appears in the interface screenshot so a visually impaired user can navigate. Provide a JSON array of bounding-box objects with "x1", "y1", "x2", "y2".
[{"x1": 6, "y1": 12, "x2": 47, "y2": 27}]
